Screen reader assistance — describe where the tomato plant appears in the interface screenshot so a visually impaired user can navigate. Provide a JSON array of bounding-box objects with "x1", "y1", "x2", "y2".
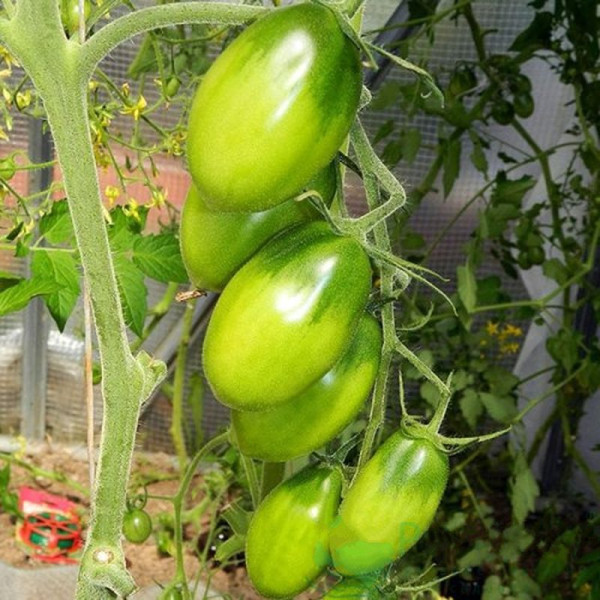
[
  {"x1": 231, "y1": 313, "x2": 381, "y2": 461},
  {"x1": 60, "y1": 0, "x2": 91, "y2": 36},
  {"x1": 329, "y1": 430, "x2": 449, "y2": 576},
  {"x1": 203, "y1": 221, "x2": 373, "y2": 411},
  {"x1": 322, "y1": 577, "x2": 384, "y2": 599},
  {"x1": 122, "y1": 508, "x2": 153, "y2": 544},
  {"x1": 180, "y1": 162, "x2": 337, "y2": 292},
  {"x1": 246, "y1": 464, "x2": 343, "y2": 598},
  {"x1": 186, "y1": 3, "x2": 361, "y2": 212}
]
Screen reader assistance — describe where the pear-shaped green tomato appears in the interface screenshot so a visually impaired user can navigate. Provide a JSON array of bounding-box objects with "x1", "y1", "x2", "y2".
[
  {"x1": 329, "y1": 432, "x2": 449, "y2": 576},
  {"x1": 180, "y1": 162, "x2": 337, "y2": 292},
  {"x1": 186, "y1": 3, "x2": 361, "y2": 212},
  {"x1": 203, "y1": 221, "x2": 372, "y2": 411},
  {"x1": 246, "y1": 465, "x2": 343, "y2": 599},
  {"x1": 231, "y1": 313, "x2": 381, "y2": 461}
]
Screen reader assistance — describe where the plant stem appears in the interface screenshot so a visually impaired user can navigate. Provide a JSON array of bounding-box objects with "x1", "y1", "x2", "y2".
[{"x1": 170, "y1": 298, "x2": 197, "y2": 471}]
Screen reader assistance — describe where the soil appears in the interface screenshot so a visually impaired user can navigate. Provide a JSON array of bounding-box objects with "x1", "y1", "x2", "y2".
[{"x1": 0, "y1": 442, "x2": 322, "y2": 599}]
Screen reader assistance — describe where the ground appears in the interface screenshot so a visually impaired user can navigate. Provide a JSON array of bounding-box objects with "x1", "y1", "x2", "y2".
[{"x1": 0, "y1": 442, "x2": 322, "y2": 599}]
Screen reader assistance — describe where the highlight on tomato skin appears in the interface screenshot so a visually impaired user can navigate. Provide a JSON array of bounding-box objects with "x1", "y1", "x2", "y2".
[
  {"x1": 179, "y1": 162, "x2": 337, "y2": 293},
  {"x1": 245, "y1": 465, "x2": 343, "y2": 599},
  {"x1": 186, "y1": 3, "x2": 362, "y2": 212},
  {"x1": 231, "y1": 312, "x2": 382, "y2": 462},
  {"x1": 329, "y1": 432, "x2": 449, "y2": 576},
  {"x1": 202, "y1": 221, "x2": 373, "y2": 412}
]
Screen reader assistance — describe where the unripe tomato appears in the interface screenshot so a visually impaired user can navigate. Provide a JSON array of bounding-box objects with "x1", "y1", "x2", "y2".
[
  {"x1": 180, "y1": 162, "x2": 337, "y2": 292},
  {"x1": 246, "y1": 465, "x2": 343, "y2": 598},
  {"x1": 203, "y1": 221, "x2": 372, "y2": 411},
  {"x1": 322, "y1": 577, "x2": 384, "y2": 599},
  {"x1": 232, "y1": 313, "x2": 381, "y2": 461},
  {"x1": 60, "y1": 0, "x2": 91, "y2": 36},
  {"x1": 186, "y1": 3, "x2": 361, "y2": 212},
  {"x1": 512, "y1": 92, "x2": 534, "y2": 118},
  {"x1": 329, "y1": 431, "x2": 449, "y2": 576},
  {"x1": 122, "y1": 508, "x2": 153, "y2": 544},
  {"x1": 491, "y1": 98, "x2": 514, "y2": 125},
  {"x1": 0, "y1": 157, "x2": 16, "y2": 181},
  {"x1": 528, "y1": 245, "x2": 545, "y2": 265}
]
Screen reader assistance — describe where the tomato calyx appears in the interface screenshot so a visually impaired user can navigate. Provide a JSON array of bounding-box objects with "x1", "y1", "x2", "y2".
[{"x1": 399, "y1": 378, "x2": 510, "y2": 457}]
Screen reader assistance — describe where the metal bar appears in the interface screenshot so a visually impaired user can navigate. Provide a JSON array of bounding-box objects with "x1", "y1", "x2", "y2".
[{"x1": 20, "y1": 118, "x2": 53, "y2": 440}]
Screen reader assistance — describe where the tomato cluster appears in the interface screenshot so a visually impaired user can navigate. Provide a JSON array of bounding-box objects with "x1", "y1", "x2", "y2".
[{"x1": 182, "y1": 3, "x2": 450, "y2": 597}]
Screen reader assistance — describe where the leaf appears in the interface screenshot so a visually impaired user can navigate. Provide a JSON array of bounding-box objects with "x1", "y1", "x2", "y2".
[
  {"x1": 480, "y1": 392, "x2": 517, "y2": 424},
  {"x1": 458, "y1": 539, "x2": 494, "y2": 569},
  {"x1": 510, "y1": 454, "x2": 539, "y2": 524},
  {"x1": 482, "y1": 575, "x2": 504, "y2": 600},
  {"x1": 420, "y1": 380, "x2": 440, "y2": 408},
  {"x1": 443, "y1": 137, "x2": 461, "y2": 197},
  {"x1": 460, "y1": 389, "x2": 484, "y2": 429},
  {"x1": 0, "y1": 277, "x2": 61, "y2": 317},
  {"x1": 39, "y1": 199, "x2": 74, "y2": 245},
  {"x1": 113, "y1": 254, "x2": 147, "y2": 337},
  {"x1": 31, "y1": 250, "x2": 80, "y2": 331},
  {"x1": 509, "y1": 11, "x2": 553, "y2": 53},
  {"x1": 500, "y1": 524, "x2": 534, "y2": 563},
  {"x1": 220, "y1": 503, "x2": 252, "y2": 536},
  {"x1": 370, "y1": 82, "x2": 402, "y2": 111},
  {"x1": 373, "y1": 119, "x2": 395, "y2": 144},
  {"x1": 444, "y1": 511, "x2": 467, "y2": 532},
  {"x1": 511, "y1": 569, "x2": 541, "y2": 597},
  {"x1": 485, "y1": 366, "x2": 520, "y2": 397},
  {"x1": 537, "y1": 540, "x2": 570, "y2": 583},
  {"x1": 457, "y1": 262, "x2": 477, "y2": 313},
  {"x1": 132, "y1": 233, "x2": 188, "y2": 284},
  {"x1": 402, "y1": 128, "x2": 422, "y2": 164},
  {"x1": 469, "y1": 131, "x2": 489, "y2": 175},
  {"x1": 491, "y1": 173, "x2": 536, "y2": 207},
  {"x1": 542, "y1": 258, "x2": 569, "y2": 285},
  {"x1": 0, "y1": 272, "x2": 21, "y2": 292},
  {"x1": 214, "y1": 533, "x2": 245, "y2": 563}
]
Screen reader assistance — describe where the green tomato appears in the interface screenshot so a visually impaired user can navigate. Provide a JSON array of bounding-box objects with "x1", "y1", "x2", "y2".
[
  {"x1": 60, "y1": 0, "x2": 91, "y2": 36},
  {"x1": 232, "y1": 313, "x2": 381, "y2": 461},
  {"x1": 448, "y1": 65, "x2": 477, "y2": 97},
  {"x1": 246, "y1": 465, "x2": 343, "y2": 599},
  {"x1": 329, "y1": 431, "x2": 449, "y2": 576},
  {"x1": 122, "y1": 508, "x2": 153, "y2": 544},
  {"x1": 0, "y1": 157, "x2": 16, "y2": 181},
  {"x1": 513, "y1": 92, "x2": 534, "y2": 118},
  {"x1": 491, "y1": 98, "x2": 514, "y2": 125},
  {"x1": 180, "y1": 162, "x2": 337, "y2": 292},
  {"x1": 527, "y1": 245, "x2": 545, "y2": 265},
  {"x1": 186, "y1": 3, "x2": 361, "y2": 212},
  {"x1": 322, "y1": 577, "x2": 384, "y2": 599},
  {"x1": 203, "y1": 221, "x2": 372, "y2": 411}
]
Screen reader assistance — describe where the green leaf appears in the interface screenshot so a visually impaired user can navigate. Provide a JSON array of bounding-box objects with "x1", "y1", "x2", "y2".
[
  {"x1": 444, "y1": 511, "x2": 467, "y2": 532},
  {"x1": 0, "y1": 277, "x2": 61, "y2": 317},
  {"x1": 113, "y1": 254, "x2": 147, "y2": 337},
  {"x1": 443, "y1": 137, "x2": 461, "y2": 197},
  {"x1": 373, "y1": 119, "x2": 394, "y2": 144},
  {"x1": 491, "y1": 173, "x2": 535, "y2": 207},
  {"x1": 220, "y1": 503, "x2": 252, "y2": 536},
  {"x1": 511, "y1": 569, "x2": 541, "y2": 597},
  {"x1": 420, "y1": 380, "x2": 440, "y2": 408},
  {"x1": 457, "y1": 262, "x2": 477, "y2": 313},
  {"x1": 31, "y1": 250, "x2": 80, "y2": 331},
  {"x1": 480, "y1": 392, "x2": 517, "y2": 424},
  {"x1": 510, "y1": 454, "x2": 539, "y2": 524},
  {"x1": 509, "y1": 11, "x2": 553, "y2": 53},
  {"x1": 132, "y1": 233, "x2": 188, "y2": 284},
  {"x1": 370, "y1": 82, "x2": 402, "y2": 111},
  {"x1": 402, "y1": 128, "x2": 422, "y2": 164},
  {"x1": 485, "y1": 366, "x2": 520, "y2": 397},
  {"x1": 542, "y1": 258, "x2": 569, "y2": 285},
  {"x1": 458, "y1": 539, "x2": 494, "y2": 569},
  {"x1": 214, "y1": 533, "x2": 245, "y2": 563},
  {"x1": 460, "y1": 389, "x2": 484, "y2": 429},
  {"x1": 0, "y1": 272, "x2": 21, "y2": 292},
  {"x1": 39, "y1": 199, "x2": 74, "y2": 245},
  {"x1": 482, "y1": 575, "x2": 504, "y2": 600},
  {"x1": 500, "y1": 524, "x2": 534, "y2": 563},
  {"x1": 537, "y1": 541, "x2": 570, "y2": 583},
  {"x1": 470, "y1": 132, "x2": 489, "y2": 175}
]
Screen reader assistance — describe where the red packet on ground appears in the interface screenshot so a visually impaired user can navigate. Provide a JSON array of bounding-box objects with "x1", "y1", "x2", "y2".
[{"x1": 16, "y1": 486, "x2": 83, "y2": 564}]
